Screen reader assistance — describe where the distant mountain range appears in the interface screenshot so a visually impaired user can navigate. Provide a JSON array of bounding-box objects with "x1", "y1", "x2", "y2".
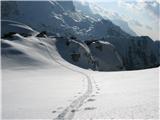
[{"x1": 1, "y1": 1, "x2": 160, "y2": 71}]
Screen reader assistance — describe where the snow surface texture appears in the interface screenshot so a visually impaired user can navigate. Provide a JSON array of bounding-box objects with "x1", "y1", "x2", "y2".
[
  {"x1": 3, "y1": 65, "x2": 159, "y2": 119},
  {"x1": 1, "y1": 1, "x2": 159, "y2": 70},
  {"x1": 1, "y1": 21, "x2": 159, "y2": 119},
  {"x1": 73, "y1": 68, "x2": 159, "y2": 119}
]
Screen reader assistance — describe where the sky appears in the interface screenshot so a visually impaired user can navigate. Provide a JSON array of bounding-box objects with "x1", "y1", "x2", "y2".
[{"x1": 80, "y1": 0, "x2": 160, "y2": 40}]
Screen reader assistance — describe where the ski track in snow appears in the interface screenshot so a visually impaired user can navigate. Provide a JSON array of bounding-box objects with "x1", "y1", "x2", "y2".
[{"x1": 40, "y1": 37, "x2": 93, "y2": 120}]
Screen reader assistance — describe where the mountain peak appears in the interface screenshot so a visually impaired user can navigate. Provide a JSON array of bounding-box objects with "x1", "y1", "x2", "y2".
[{"x1": 57, "y1": 1, "x2": 76, "y2": 12}]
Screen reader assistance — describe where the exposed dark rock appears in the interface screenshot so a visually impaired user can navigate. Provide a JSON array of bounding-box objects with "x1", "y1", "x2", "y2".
[
  {"x1": 70, "y1": 36, "x2": 77, "y2": 40},
  {"x1": 95, "y1": 44, "x2": 103, "y2": 51},
  {"x1": 36, "y1": 31, "x2": 47, "y2": 37},
  {"x1": 1, "y1": 42, "x2": 12, "y2": 48},
  {"x1": 65, "y1": 40, "x2": 70, "y2": 46},
  {"x1": 71, "y1": 53, "x2": 80, "y2": 62},
  {"x1": 2, "y1": 32, "x2": 16, "y2": 38}
]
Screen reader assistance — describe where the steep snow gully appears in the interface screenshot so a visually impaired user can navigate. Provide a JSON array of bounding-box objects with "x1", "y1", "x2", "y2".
[{"x1": 40, "y1": 37, "x2": 93, "y2": 120}]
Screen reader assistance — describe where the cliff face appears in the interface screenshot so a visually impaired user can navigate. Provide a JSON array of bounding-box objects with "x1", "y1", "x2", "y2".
[{"x1": 97, "y1": 36, "x2": 160, "y2": 70}]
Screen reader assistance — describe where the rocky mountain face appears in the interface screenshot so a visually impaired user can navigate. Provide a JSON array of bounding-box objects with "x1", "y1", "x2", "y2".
[
  {"x1": 85, "y1": 40, "x2": 124, "y2": 71},
  {"x1": 1, "y1": 1, "x2": 159, "y2": 71},
  {"x1": 85, "y1": 36, "x2": 159, "y2": 70},
  {"x1": 73, "y1": 1, "x2": 137, "y2": 36}
]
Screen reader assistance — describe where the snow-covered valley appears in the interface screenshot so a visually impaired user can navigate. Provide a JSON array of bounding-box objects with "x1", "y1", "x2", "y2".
[
  {"x1": 74, "y1": 68, "x2": 159, "y2": 119},
  {"x1": 2, "y1": 44, "x2": 159, "y2": 119},
  {"x1": 1, "y1": 32, "x2": 159, "y2": 119},
  {"x1": 1, "y1": 0, "x2": 159, "y2": 119},
  {"x1": 3, "y1": 67, "x2": 159, "y2": 119}
]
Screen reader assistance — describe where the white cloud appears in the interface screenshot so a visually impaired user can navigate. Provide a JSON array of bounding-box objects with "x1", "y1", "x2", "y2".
[
  {"x1": 145, "y1": 25, "x2": 152, "y2": 30},
  {"x1": 118, "y1": 0, "x2": 160, "y2": 19},
  {"x1": 88, "y1": 0, "x2": 159, "y2": 40},
  {"x1": 131, "y1": 20, "x2": 143, "y2": 27},
  {"x1": 144, "y1": 1, "x2": 160, "y2": 19}
]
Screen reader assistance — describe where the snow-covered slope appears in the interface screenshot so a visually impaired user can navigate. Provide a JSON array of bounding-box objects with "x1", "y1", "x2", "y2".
[
  {"x1": 1, "y1": 13, "x2": 159, "y2": 120},
  {"x1": 73, "y1": 68, "x2": 159, "y2": 119},
  {"x1": 2, "y1": 34, "x2": 88, "y2": 118},
  {"x1": 1, "y1": 20, "x2": 124, "y2": 71},
  {"x1": 1, "y1": 24, "x2": 159, "y2": 119},
  {"x1": 2, "y1": 32, "x2": 159, "y2": 119}
]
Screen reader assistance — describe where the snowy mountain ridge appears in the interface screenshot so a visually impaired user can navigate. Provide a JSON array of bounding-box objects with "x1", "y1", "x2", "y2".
[
  {"x1": 1, "y1": 1, "x2": 159, "y2": 71},
  {"x1": 73, "y1": 1, "x2": 137, "y2": 36},
  {"x1": 2, "y1": 20, "x2": 124, "y2": 71}
]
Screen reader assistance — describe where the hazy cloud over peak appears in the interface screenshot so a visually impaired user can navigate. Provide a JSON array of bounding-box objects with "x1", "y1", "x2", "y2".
[
  {"x1": 118, "y1": 0, "x2": 160, "y2": 19},
  {"x1": 131, "y1": 20, "x2": 143, "y2": 27},
  {"x1": 144, "y1": 1, "x2": 160, "y2": 19},
  {"x1": 145, "y1": 25, "x2": 152, "y2": 30}
]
